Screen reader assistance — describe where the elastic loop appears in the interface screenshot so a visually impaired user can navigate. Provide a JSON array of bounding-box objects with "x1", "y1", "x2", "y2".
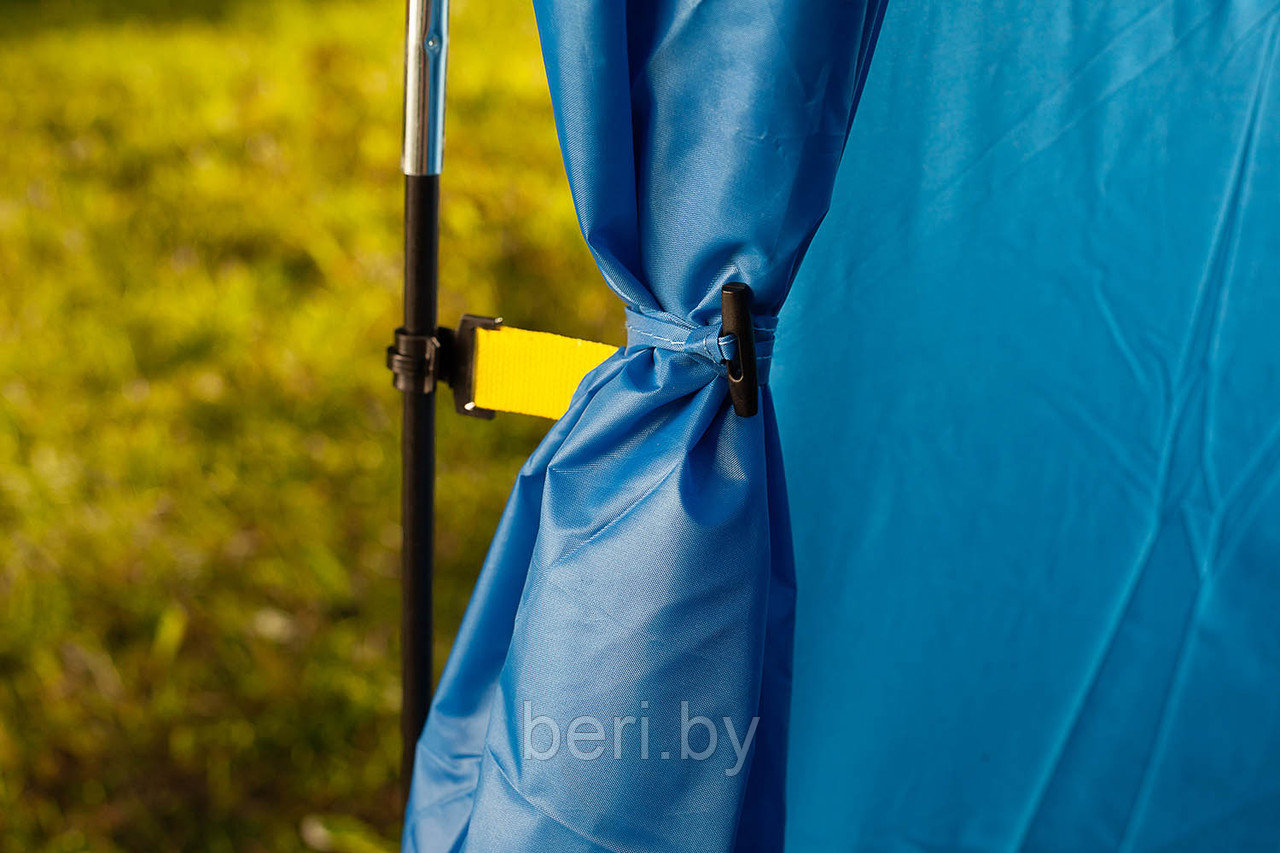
[{"x1": 624, "y1": 308, "x2": 775, "y2": 384}]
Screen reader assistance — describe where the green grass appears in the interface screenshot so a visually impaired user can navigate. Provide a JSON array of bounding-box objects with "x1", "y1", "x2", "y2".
[{"x1": 0, "y1": 1, "x2": 612, "y2": 849}]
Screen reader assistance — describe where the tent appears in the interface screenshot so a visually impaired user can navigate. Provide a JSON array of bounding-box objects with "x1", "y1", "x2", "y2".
[{"x1": 390, "y1": 0, "x2": 1280, "y2": 849}]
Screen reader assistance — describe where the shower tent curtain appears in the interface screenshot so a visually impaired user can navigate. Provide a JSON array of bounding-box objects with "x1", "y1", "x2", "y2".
[
  {"x1": 402, "y1": 1, "x2": 886, "y2": 850},
  {"x1": 776, "y1": 0, "x2": 1280, "y2": 848}
]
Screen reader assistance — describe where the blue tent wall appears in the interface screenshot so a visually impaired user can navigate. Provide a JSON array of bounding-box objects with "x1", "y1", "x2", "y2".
[{"x1": 776, "y1": 0, "x2": 1280, "y2": 849}]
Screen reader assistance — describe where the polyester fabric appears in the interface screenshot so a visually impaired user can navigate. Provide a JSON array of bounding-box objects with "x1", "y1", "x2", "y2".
[
  {"x1": 403, "y1": 3, "x2": 885, "y2": 851},
  {"x1": 776, "y1": 1, "x2": 1280, "y2": 849}
]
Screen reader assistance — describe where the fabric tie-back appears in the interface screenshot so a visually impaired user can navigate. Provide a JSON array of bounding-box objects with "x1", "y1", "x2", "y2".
[{"x1": 403, "y1": 1, "x2": 886, "y2": 850}]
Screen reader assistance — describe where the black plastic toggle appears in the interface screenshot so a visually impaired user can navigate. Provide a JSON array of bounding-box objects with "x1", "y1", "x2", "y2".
[{"x1": 721, "y1": 283, "x2": 758, "y2": 417}]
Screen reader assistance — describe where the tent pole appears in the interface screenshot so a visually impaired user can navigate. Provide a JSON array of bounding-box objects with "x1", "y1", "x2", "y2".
[
  {"x1": 395, "y1": 0, "x2": 448, "y2": 806},
  {"x1": 398, "y1": 175, "x2": 437, "y2": 806}
]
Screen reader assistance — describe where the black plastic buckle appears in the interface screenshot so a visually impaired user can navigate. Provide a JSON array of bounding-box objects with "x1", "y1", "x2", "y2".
[
  {"x1": 436, "y1": 314, "x2": 498, "y2": 419},
  {"x1": 721, "y1": 283, "x2": 758, "y2": 417},
  {"x1": 386, "y1": 328, "x2": 438, "y2": 394}
]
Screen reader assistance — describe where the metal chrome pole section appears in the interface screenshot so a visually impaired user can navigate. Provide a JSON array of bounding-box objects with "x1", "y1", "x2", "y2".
[{"x1": 400, "y1": 0, "x2": 447, "y2": 805}]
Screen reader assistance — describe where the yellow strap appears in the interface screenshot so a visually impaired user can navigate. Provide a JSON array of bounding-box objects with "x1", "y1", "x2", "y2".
[{"x1": 472, "y1": 326, "x2": 617, "y2": 419}]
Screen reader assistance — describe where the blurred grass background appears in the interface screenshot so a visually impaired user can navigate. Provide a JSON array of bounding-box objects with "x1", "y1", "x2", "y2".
[{"x1": 0, "y1": 0, "x2": 616, "y2": 849}]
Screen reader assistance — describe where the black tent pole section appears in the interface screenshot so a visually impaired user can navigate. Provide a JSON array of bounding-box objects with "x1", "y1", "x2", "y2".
[
  {"x1": 392, "y1": 0, "x2": 447, "y2": 806},
  {"x1": 398, "y1": 174, "x2": 437, "y2": 804}
]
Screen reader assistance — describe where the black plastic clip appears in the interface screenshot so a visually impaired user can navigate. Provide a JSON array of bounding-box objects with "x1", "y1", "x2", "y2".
[
  {"x1": 436, "y1": 314, "x2": 498, "y2": 419},
  {"x1": 387, "y1": 315, "x2": 501, "y2": 418},
  {"x1": 721, "y1": 283, "x2": 758, "y2": 417},
  {"x1": 386, "y1": 328, "x2": 438, "y2": 395}
]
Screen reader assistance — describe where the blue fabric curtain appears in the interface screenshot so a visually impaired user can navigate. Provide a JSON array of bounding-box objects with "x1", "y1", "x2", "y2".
[
  {"x1": 777, "y1": 0, "x2": 1280, "y2": 849},
  {"x1": 403, "y1": 2, "x2": 885, "y2": 851}
]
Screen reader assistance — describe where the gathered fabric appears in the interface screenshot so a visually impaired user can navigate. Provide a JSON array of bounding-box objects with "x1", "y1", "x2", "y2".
[{"x1": 402, "y1": 1, "x2": 887, "y2": 850}]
